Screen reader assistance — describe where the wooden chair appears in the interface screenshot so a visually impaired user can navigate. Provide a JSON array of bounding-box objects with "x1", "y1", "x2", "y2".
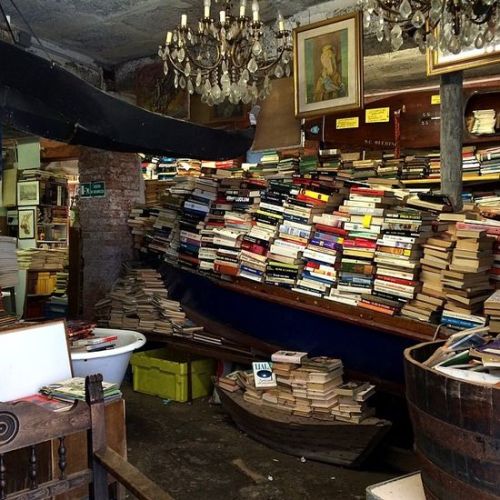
[{"x1": 0, "y1": 374, "x2": 173, "y2": 500}]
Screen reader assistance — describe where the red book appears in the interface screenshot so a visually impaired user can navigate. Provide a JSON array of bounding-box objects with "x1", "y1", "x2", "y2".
[
  {"x1": 343, "y1": 239, "x2": 377, "y2": 249},
  {"x1": 350, "y1": 187, "x2": 386, "y2": 197},
  {"x1": 241, "y1": 241, "x2": 267, "y2": 255},
  {"x1": 376, "y1": 275, "x2": 419, "y2": 287},
  {"x1": 315, "y1": 224, "x2": 347, "y2": 236},
  {"x1": 295, "y1": 193, "x2": 326, "y2": 206}
]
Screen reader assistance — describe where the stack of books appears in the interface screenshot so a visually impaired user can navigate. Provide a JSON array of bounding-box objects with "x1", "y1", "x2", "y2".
[
  {"x1": 144, "y1": 180, "x2": 171, "y2": 206},
  {"x1": 127, "y1": 207, "x2": 159, "y2": 252},
  {"x1": 484, "y1": 290, "x2": 500, "y2": 334},
  {"x1": 378, "y1": 156, "x2": 403, "y2": 179},
  {"x1": 317, "y1": 148, "x2": 342, "y2": 177},
  {"x1": 337, "y1": 159, "x2": 379, "y2": 181},
  {"x1": 156, "y1": 157, "x2": 179, "y2": 180},
  {"x1": 40, "y1": 377, "x2": 122, "y2": 403},
  {"x1": 440, "y1": 225, "x2": 494, "y2": 327},
  {"x1": 220, "y1": 351, "x2": 378, "y2": 423},
  {"x1": 462, "y1": 146, "x2": 481, "y2": 177},
  {"x1": 176, "y1": 158, "x2": 202, "y2": 177},
  {"x1": 336, "y1": 187, "x2": 396, "y2": 305},
  {"x1": 212, "y1": 226, "x2": 244, "y2": 277},
  {"x1": 477, "y1": 146, "x2": 500, "y2": 176},
  {"x1": 293, "y1": 213, "x2": 344, "y2": 298},
  {"x1": 399, "y1": 155, "x2": 429, "y2": 180},
  {"x1": 419, "y1": 225, "x2": 456, "y2": 299},
  {"x1": 0, "y1": 236, "x2": 19, "y2": 289},
  {"x1": 299, "y1": 154, "x2": 319, "y2": 176},
  {"x1": 368, "y1": 207, "x2": 432, "y2": 315},
  {"x1": 332, "y1": 381, "x2": 376, "y2": 423},
  {"x1": 17, "y1": 248, "x2": 67, "y2": 270},
  {"x1": 178, "y1": 178, "x2": 213, "y2": 268},
  {"x1": 470, "y1": 109, "x2": 497, "y2": 135},
  {"x1": 427, "y1": 152, "x2": 441, "y2": 178},
  {"x1": 0, "y1": 290, "x2": 17, "y2": 329}
]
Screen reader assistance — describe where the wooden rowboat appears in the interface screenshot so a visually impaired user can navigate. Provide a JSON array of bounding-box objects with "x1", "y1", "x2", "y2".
[{"x1": 216, "y1": 386, "x2": 391, "y2": 467}]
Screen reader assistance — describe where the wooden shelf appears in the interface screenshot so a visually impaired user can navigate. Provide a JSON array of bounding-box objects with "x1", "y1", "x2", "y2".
[
  {"x1": 165, "y1": 264, "x2": 445, "y2": 343},
  {"x1": 401, "y1": 173, "x2": 500, "y2": 185}
]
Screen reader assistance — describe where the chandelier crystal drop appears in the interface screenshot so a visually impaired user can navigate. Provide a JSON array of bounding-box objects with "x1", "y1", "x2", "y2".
[
  {"x1": 360, "y1": 0, "x2": 500, "y2": 54},
  {"x1": 158, "y1": 0, "x2": 293, "y2": 106}
]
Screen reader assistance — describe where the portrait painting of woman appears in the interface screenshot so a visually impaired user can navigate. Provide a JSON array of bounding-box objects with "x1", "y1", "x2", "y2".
[{"x1": 293, "y1": 13, "x2": 363, "y2": 118}]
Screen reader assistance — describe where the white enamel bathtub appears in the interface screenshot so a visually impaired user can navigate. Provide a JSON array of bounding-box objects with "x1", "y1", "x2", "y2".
[{"x1": 70, "y1": 328, "x2": 146, "y2": 386}]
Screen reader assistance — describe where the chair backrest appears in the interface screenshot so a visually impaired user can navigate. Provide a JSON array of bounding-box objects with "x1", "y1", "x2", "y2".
[{"x1": 0, "y1": 374, "x2": 173, "y2": 500}]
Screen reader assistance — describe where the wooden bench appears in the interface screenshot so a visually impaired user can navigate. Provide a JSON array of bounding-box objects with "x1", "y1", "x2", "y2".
[{"x1": 0, "y1": 374, "x2": 173, "y2": 500}]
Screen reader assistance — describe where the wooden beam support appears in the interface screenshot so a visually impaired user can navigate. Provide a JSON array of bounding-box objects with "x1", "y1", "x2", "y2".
[{"x1": 440, "y1": 71, "x2": 464, "y2": 211}]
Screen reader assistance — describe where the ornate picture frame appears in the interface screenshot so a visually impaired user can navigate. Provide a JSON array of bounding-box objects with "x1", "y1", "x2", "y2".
[
  {"x1": 427, "y1": 33, "x2": 500, "y2": 75},
  {"x1": 293, "y1": 12, "x2": 363, "y2": 118}
]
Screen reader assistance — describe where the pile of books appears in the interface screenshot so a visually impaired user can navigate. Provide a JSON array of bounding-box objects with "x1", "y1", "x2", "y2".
[
  {"x1": 462, "y1": 146, "x2": 481, "y2": 177},
  {"x1": 0, "y1": 290, "x2": 17, "y2": 329},
  {"x1": 127, "y1": 207, "x2": 158, "y2": 251},
  {"x1": 399, "y1": 155, "x2": 428, "y2": 180},
  {"x1": 293, "y1": 212, "x2": 343, "y2": 297},
  {"x1": 0, "y1": 236, "x2": 18, "y2": 289},
  {"x1": 423, "y1": 327, "x2": 499, "y2": 384},
  {"x1": 378, "y1": 156, "x2": 403, "y2": 179},
  {"x1": 317, "y1": 148, "x2": 342, "y2": 177},
  {"x1": 440, "y1": 225, "x2": 493, "y2": 330},
  {"x1": 218, "y1": 350, "x2": 377, "y2": 422},
  {"x1": 337, "y1": 158, "x2": 379, "y2": 181},
  {"x1": 156, "y1": 157, "x2": 179, "y2": 181},
  {"x1": 427, "y1": 152, "x2": 441, "y2": 179},
  {"x1": 336, "y1": 187, "x2": 396, "y2": 306},
  {"x1": 331, "y1": 381, "x2": 376, "y2": 423},
  {"x1": 17, "y1": 248, "x2": 67, "y2": 270},
  {"x1": 40, "y1": 377, "x2": 122, "y2": 403},
  {"x1": 484, "y1": 290, "x2": 500, "y2": 334},
  {"x1": 368, "y1": 207, "x2": 432, "y2": 316},
  {"x1": 144, "y1": 180, "x2": 171, "y2": 206},
  {"x1": 470, "y1": 109, "x2": 497, "y2": 135},
  {"x1": 478, "y1": 146, "x2": 500, "y2": 176}
]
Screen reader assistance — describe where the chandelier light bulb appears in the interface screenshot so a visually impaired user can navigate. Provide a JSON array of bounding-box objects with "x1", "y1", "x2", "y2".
[
  {"x1": 203, "y1": 0, "x2": 211, "y2": 19},
  {"x1": 181, "y1": 14, "x2": 187, "y2": 28},
  {"x1": 239, "y1": 0, "x2": 247, "y2": 18}
]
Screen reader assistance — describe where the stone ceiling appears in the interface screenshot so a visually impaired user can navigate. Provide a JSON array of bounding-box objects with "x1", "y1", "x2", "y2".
[{"x1": 1, "y1": 0, "x2": 353, "y2": 64}]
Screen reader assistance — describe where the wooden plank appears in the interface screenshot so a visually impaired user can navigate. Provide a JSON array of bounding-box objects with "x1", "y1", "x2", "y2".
[
  {"x1": 440, "y1": 72, "x2": 464, "y2": 211},
  {"x1": 94, "y1": 447, "x2": 174, "y2": 500},
  {"x1": 40, "y1": 139, "x2": 80, "y2": 161},
  {"x1": 215, "y1": 277, "x2": 442, "y2": 342}
]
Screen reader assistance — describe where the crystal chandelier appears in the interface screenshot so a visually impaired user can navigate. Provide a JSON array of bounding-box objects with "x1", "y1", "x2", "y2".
[
  {"x1": 158, "y1": 0, "x2": 293, "y2": 106},
  {"x1": 360, "y1": 0, "x2": 499, "y2": 54}
]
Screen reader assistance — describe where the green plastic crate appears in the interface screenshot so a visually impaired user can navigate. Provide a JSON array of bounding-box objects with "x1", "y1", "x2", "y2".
[{"x1": 130, "y1": 348, "x2": 215, "y2": 402}]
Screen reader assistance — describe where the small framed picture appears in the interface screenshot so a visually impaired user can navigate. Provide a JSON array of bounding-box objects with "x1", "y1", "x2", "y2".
[
  {"x1": 17, "y1": 180, "x2": 39, "y2": 206},
  {"x1": 293, "y1": 12, "x2": 363, "y2": 118},
  {"x1": 18, "y1": 208, "x2": 36, "y2": 239}
]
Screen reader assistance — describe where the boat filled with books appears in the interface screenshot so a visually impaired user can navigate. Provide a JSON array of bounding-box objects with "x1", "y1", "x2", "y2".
[{"x1": 216, "y1": 350, "x2": 391, "y2": 467}]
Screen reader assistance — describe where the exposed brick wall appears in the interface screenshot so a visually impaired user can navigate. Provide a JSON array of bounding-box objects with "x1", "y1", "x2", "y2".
[{"x1": 78, "y1": 148, "x2": 144, "y2": 318}]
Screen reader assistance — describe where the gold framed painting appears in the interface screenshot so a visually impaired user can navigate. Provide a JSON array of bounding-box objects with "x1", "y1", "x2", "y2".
[
  {"x1": 427, "y1": 32, "x2": 500, "y2": 75},
  {"x1": 293, "y1": 12, "x2": 363, "y2": 118}
]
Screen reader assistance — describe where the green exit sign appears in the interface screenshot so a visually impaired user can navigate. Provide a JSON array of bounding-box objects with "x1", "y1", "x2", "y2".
[
  {"x1": 80, "y1": 181, "x2": 106, "y2": 198},
  {"x1": 91, "y1": 181, "x2": 106, "y2": 197}
]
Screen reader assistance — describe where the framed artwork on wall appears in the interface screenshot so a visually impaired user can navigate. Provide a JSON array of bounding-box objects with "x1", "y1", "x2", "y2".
[
  {"x1": 18, "y1": 207, "x2": 36, "y2": 239},
  {"x1": 293, "y1": 12, "x2": 363, "y2": 118},
  {"x1": 427, "y1": 32, "x2": 500, "y2": 75},
  {"x1": 17, "y1": 180, "x2": 39, "y2": 206}
]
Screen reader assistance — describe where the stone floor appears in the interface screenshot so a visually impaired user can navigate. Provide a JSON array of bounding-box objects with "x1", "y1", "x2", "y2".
[{"x1": 122, "y1": 383, "x2": 405, "y2": 500}]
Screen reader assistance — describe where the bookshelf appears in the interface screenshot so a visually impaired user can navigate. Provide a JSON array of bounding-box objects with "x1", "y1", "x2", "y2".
[{"x1": 163, "y1": 263, "x2": 446, "y2": 343}]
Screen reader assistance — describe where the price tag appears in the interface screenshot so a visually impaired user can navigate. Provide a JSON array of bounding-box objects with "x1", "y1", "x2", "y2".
[
  {"x1": 365, "y1": 107, "x2": 390, "y2": 123},
  {"x1": 336, "y1": 117, "x2": 359, "y2": 129},
  {"x1": 431, "y1": 94, "x2": 441, "y2": 105},
  {"x1": 362, "y1": 214, "x2": 372, "y2": 228}
]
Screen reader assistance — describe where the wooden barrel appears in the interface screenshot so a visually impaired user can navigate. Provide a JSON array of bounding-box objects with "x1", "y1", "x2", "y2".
[{"x1": 404, "y1": 341, "x2": 500, "y2": 500}]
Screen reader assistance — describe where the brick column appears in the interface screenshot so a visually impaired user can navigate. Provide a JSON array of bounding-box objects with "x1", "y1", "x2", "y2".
[{"x1": 78, "y1": 148, "x2": 144, "y2": 318}]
